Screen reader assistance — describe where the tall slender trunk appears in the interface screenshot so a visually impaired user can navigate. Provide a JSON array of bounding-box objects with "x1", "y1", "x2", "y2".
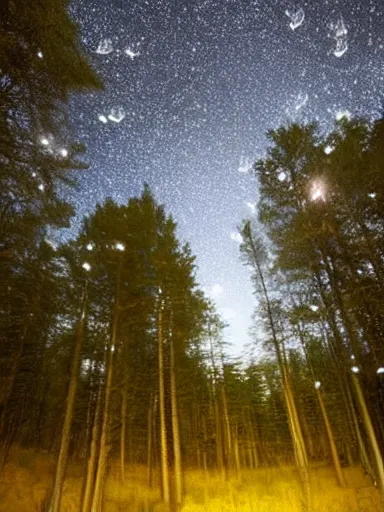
[
  {"x1": 170, "y1": 332, "x2": 183, "y2": 506},
  {"x1": 233, "y1": 427, "x2": 241, "y2": 476},
  {"x1": 351, "y1": 372, "x2": 384, "y2": 495},
  {"x1": 48, "y1": 284, "x2": 88, "y2": 512},
  {"x1": 214, "y1": 398, "x2": 225, "y2": 479},
  {"x1": 147, "y1": 394, "x2": 154, "y2": 488},
  {"x1": 91, "y1": 259, "x2": 122, "y2": 512},
  {"x1": 221, "y1": 383, "x2": 232, "y2": 472},
  {"x1": 120, "y1": 381, "x2": 127, "y2": 484},
  {"x1": 81, "y1": 380, "x2": 103, "y2": 512},
  {"x1": 158, "y1": 302, "x2": 170, "y2": 504},
  {"x1": 244, "y1": 223, "x2": 309, "y2": 488},
  {"x1": 316, "y1": 387, "x2": 346, "y2": 487}
]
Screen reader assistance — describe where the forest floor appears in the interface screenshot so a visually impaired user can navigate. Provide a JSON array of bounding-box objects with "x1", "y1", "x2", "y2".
[{"x1": 0, "y1": 447, "x2": 381, "y2": 512}]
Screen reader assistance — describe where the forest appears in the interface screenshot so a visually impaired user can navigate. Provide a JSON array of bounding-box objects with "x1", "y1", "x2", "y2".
[{"x1": 1, "y1": 2, "x2": 384, "y2": 512}]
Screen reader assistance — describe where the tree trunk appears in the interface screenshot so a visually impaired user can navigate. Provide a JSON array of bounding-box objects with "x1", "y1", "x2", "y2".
[
  {"x1": 170, "y1": 333, "x2": 183, "y2": 506},
  {"x1": 81, "y1": 380, "x2": 103, "y2": 512},
  {"x1": 90, "y1": 259, "x2": 122, "y2": 512},
  {"x1": 221, "y1": 383, "x2": 232, "y2": 474},
  {"x1": 316, "y1": 387, "x2": 346, "y2": 487},
  {"x1": 147, "y1": 395, "x2": 154, "y2": 488},
  {"x1": 120, "y1": 381, "x2": 127, "y2": 484},
  {"x1": 158, "y1": 302, "x2": 170, "y2": 504},
  {"x1": 48, "y1": 284, "x2": 88, "y2": 512},
  {"x1": 351, "y1": 372, "x2": 384, "y2": 495}
]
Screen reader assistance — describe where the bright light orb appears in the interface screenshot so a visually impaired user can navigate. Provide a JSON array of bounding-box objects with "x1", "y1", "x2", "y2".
[
  {"x1": 38, "y1": 184, "x2": 45, "y2": 191},
  {"x1": 314, "y1": 381, "x2": 321, "y2": 389},
  {"x1": 351, "y1": 366, "x2": 360, "y2": 374},
  {"x1": 61, "y1": 148, "x2": 68, "y2": 158},
  {"x1": 82, "y1": 262, "x2": 91, "y2": 272},
  {"x1": 86, "y1": 243, "x2": 94, "y2": 251},
  {"x1": 37, "y1": 51, "x2": 43, "y2": 59},
  {"x1": 310, "y1": 180, "x2": 326, "y2": 202},
  {"x1": 98, "y1": 115, "x2": 108, "y2": 124},
  {"x1": 115, "y1": 242, "x2": 125, "y2": 251},
  {"x1": 377, "y1": 368, "x2": 384, "y2": 375},
  {"x1": 41, "y1": 137, "x2": 49, "y2": 146}
]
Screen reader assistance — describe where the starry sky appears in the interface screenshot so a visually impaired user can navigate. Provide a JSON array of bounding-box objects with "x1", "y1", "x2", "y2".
[{"x1": 66, "y1": 0, "x2": 384, "y2": 354}]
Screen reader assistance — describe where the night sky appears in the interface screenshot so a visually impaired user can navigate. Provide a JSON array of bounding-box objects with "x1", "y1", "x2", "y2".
[{"x1": 66, "y1": 0, "x2": 384, "y2": 354}]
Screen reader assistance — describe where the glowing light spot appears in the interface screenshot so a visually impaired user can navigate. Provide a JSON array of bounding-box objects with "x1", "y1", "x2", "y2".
[
  {"x1": 377, "y1": 368, "x2": 384, "y2": 375},
  {"x1": 238, "y1": 156, "x2": 252, "y2": 174},
  {"x1": 230, "y1": 232, "x2": 243, "y2": 243},
  {"x1": 368, "y1": 192, "x2": 376, "y2": 199},
  {"x1": 336, "y1": 110, "x2": 351, "y2": 121},
  {"x1": 115, "y1": 242, "x2": 125, "y2": 251},
  {"x1": 82, "y1": 262, "x2": 91, "y2": 271},
  {"x1": 61, "y1": 148, "x2": 68, "y2": 158},
  {"x1": 86, "y1": 243, "x2": 94, "y2": 251},
  {"x1": 324, "y1": 145, "x2": 334, "y2": 155},
  {"x1": 315, "y1": 381, "x2": 321, "y2": 389},
  {"x1": 310, "y1": 180, "x2": 326, "y2": 202},
  {"x1": 98, "y1": 115, "x2": 108, "y2": 124},
  {"x1": 351, "y1": 366, "x2": 360, "y2": 374},
  {"x1": 37, "y1": 51, "x2": 43, "y2": 59},
  {"x1": 278, "y1": 171, "x2": 287, "y2": 182},
  {"x1": 38, "y1": 184, "x2": 45, "y2": 191},
  {"x1": 309, "y1": 305, "x2": 318, "y2": 312},
  {"x1": 41, "y1": 137, "x2": 49, "y2": 146}
]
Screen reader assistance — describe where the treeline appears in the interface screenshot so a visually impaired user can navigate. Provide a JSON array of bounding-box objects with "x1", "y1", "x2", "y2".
[{"x1": 240, "y1": 117, "x2": 384, "y2": 497}]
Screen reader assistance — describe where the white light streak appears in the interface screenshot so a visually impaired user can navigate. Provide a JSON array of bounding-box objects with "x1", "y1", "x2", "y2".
[
  {"x1": 98, "y1": 115, "x2": 108, "y2": 124},
  {"x1": 108, "y1": 107, "x2": 125, "y2": 123},
  {"x1": 125, "y1": 48, "x2": 140, "y2": 59},
  {"x1": 96, "y1": 39, "x2": 113, "y2": 55},
  {"x1": 285, "y1": 8, "x2": 305, "y2": 31}
]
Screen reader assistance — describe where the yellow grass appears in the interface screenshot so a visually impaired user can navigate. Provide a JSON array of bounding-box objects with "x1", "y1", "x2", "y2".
[{"x1": 0, "y1": 447, "x2": 381, "y2": 512}]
